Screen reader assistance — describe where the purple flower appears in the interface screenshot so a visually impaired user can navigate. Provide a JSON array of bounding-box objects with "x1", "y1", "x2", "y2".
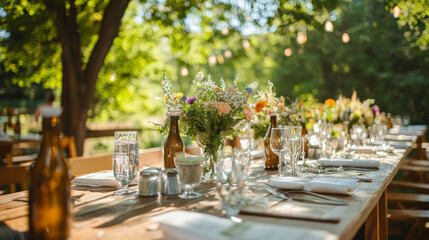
[
  {"x1": 187, "y1": 97, "x2": 196, "y2": 105},
  {"x1": 372, "y1": 105, "x2": 380, "y2": 116},
  {"x1": 228, "y1": 85, "x2": 233, "y2": 89},
  {"x1": 246, "y1": 87, "x2": 253, "y2": 94},
  {"x1": 181, "y1": 96, "x2": 187, "y2": 102}
]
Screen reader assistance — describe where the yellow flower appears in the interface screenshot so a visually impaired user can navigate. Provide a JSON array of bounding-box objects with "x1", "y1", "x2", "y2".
[{"x1": 173, "y1": 93, "x2": 183, "y2": 100}]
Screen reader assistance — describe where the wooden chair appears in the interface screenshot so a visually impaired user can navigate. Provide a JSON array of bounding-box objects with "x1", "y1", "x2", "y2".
[{"x1": 0, "y1": 166, "x2": 29, "y2": 194}]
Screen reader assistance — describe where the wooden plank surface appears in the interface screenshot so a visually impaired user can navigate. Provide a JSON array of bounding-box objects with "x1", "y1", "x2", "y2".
[{"x1": 0, "y1": 126, "x2": 425, "y2": 240}]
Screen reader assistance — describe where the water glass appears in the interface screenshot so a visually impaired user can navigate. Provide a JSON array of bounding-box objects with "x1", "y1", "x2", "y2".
[
  {"x1": 216, "y1": 151, "x2": 245, "y2": 218},
  {"x1": 285, "y1": 126, "x2": 302, "y2": 177},
  {"x1": 270, "y1": 127, "x2": 287, "y2": 176},
  {"x1": 113, "y1": 131, "x2": 139, "y2": 195}
]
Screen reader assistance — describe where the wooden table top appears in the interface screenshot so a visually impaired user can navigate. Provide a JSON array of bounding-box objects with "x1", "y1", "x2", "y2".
[{"x1": 0, "y1": 125, "x2": 426, "y2": 240}]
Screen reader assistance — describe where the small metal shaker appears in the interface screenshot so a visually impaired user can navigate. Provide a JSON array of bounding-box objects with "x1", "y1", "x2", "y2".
[
  {"x1": 161, "y1": 168, "x2": 181, "y2": 195},
  {"x1": 139, "y1": 168, "x2": 160, "y2": 197}
]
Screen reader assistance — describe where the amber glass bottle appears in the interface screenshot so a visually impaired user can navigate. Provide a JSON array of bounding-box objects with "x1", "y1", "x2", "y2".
[
  {"x1": 29, "y1": 113, "x2": 71, "y2": 240},
  {"x1": 387, "y1": 113, "x2": 393, "y2": 130},
  {"x1": 163, "y1": 110, "x2": 184, "y2": 168},
  {"x1": 14, "y1": 115, "x2": 21, "y2": 136},
  {"x1": 264, "y1": 113, "x2": 279, "y2": 170}
]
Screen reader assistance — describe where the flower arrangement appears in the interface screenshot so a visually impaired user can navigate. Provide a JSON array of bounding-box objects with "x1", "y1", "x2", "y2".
[
  {"x1": 156, "y1": 72, "x2": 252, "y2": 177},
  {"x1": 251, "y1": 81, "x2": 305, "y2": 140}
]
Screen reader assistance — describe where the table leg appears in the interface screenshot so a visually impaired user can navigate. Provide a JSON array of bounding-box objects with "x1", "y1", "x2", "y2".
[
  {"x1": 379, "y1": 190, "x2": 388, "y2": 240},
  {"x1": 365, "y1": 202, "x2": 379, "y2": 240}
]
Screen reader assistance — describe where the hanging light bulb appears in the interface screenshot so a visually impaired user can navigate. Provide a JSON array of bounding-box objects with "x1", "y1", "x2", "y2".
[
  {"x1": 284, "y1": 48, "x2": 292, "y2": 57},
  {"x1": 393, "y1": 6, "x2": 401, "y2": 18},
  {"x1": 180, "y1": 67, "x2": 188, "y2": 76},
  {"x1": 342, "y1": 33, "x2": 350, "y2": 43},
  {"x1": 224, "y1": 50, "x2": 232, "y2": 58},
  {"x1": 243, "y1": 40, "x2": 250, "y2": 50},
  {"x1": 222, "y1": 27, "x2": 229, "y2": 35},
  {"x1": 325, "y1": 20, "x2": 334, "y2": 32},
  {"x1": 297, "y1": 32, "x2": 307, "y2": 44},
  {"x1": 217, "y1": 55, "x2": 225, "y2": 64},
  {"x1": 208, "y1": 55, "x2": 217, "y2": 66},
  {"x1": 109, "y1": 72, "x2": 116, "y2": 82}
]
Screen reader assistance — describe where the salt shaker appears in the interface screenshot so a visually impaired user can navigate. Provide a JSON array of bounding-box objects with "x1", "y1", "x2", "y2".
[
  {"x1": 162, "y1": 168, "x2": 181, "y2": 195},
  {"x1": 139, "y1": 168, "x2": 160, "y2": 197}
]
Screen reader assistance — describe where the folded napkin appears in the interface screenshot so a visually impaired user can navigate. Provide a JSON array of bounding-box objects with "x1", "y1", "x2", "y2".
[
  {"x1": 151, "y1": 210, "x2": 333, "y2": 240},
  {"x1": 72, "y1": 171, "x2": 137, "y2": 187},
  {"x1": 318, "y1": 158, "x2": 380, "y2": 169},
  {"x1": 349, "y1": 145, "x2": 393, "y2": 153},
  {"x1": 269, "y1": 177, "x2": 358, "y2": 195},
  {"x1": 371, "y1": 141, "x2": 411, "y2": 149},
  {"x1": 250, "y1": 150, "x2": 264, "y2": 159}
]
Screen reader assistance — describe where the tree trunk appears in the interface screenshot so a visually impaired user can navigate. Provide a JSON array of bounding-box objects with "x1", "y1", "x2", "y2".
[{"x1": 46, "y1": 0, "x2": 130, "y2": 155}]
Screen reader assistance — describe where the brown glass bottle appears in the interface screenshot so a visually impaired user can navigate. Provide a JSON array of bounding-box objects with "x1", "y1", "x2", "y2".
[
  {"x1": 264, "y1": 114, "x2": 279, "y2": 170},
  {"x1": 29, "y1": 115, "x2": 71, "y2": 240},
  {"x1": 14, "y1": 115, "x2": 21, "y2": 136},
  {"x1": 163, "y1": 110, "x2": 184, "y2": 168},
  {"x1": 387, "y1": 113, "x2": 393, "y2": 129}
]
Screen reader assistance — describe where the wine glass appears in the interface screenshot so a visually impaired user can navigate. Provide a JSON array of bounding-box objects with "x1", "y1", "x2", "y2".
[
  {"x1": 174, "y1": 155, "x2": 204, "y2": 199},
  {"x1": 270, "y1": 127, "x2": 287, "y2": 176},
  {"x1": 113, "y1": 131, "x2": 139, "y2": 195},
  {"x1": 285, "y1": 126, "x2": 302, "y2": 177}
]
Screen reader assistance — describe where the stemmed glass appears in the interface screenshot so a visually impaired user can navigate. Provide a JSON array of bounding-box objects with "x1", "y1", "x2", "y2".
[
  {"x1": 285, "y1": 126, "x2": 302, "y2": 177},
  {"x1": 270, "y1": 127, "x2": 287, "y2": 176},
  {"x1": 216, "y1": 149, "x2": 245, "y2": 218},
  {"x1": 113, "y1": 131, "x2": 139, "y2": 195},
  {"x1": 174, "y1": 154, "x2": 204, "y2": 199}
]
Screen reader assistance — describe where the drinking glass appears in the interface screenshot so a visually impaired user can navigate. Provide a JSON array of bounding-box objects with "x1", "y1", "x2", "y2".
[
  {"x1": 216, "y1": 150, "x2": 245, "y2": 218},
  {"x1": 113, "y1": 131, "x2": 139, "y2": 195},
  {"x1": 270, "y1": 127, "x2": 287, "y2": 176},
  {"x1": 175, "y1": 155, "x2": 204, "y2": 199},
  {"x1": 285, "y1": 126, "x2": 302, "y2": 177}
]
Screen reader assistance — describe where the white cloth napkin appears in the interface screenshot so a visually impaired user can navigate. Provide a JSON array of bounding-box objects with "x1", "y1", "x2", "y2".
[
  {"x1": 250, "y1": 150, "x2": 264, "y2": 159},
  {"x1": 318, "y1": 158, "x2": 380, "y2": 168},
  {"x1": 269, "y1": 177, "x2": 358, "y2": 195},
  {"x1": 72, "y1": 171, "x2": 137, "y2": 187},
  {"x1": 151, "y1": 210, "x2": 334, "y2": 240}
]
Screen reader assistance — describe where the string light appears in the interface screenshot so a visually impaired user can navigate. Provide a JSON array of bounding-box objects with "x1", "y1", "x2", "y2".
[
  {"x1": 342, "y1": 33, "x2": 350, "y2": 43},
  {"x1": 222, "y1": 28, "x2": 229, "y2": 35},
  {"x1": 325, "y1": 20, "x2": 334, "y2": 32},
  {"x1": 297, "y1": 32, "x2": 307, "y2": 44},
  {"x1": 109, "y1": 72, "x2": 116, "y2": 82},
  {"x1": 284, "y1": 48, "x2": 292, "y2": 57},
  {"x1": 393, "y1": 6, "x2": 401, "y2": 18},
  {"x1": 180, "y1": 67, "x2": 188, "y2": 76},
  {"x1": 243, "y1": 40, "x2": 250, "y2": 50},
  {"x1": 224, "y1": 50, "x2": 232, "y2": 58},
  {"x1": 217, "y1": 55, "x2": 225, "y2": 64},
  {"x1": 208, "y1": 55, "x2": 217, "y2": 66}
]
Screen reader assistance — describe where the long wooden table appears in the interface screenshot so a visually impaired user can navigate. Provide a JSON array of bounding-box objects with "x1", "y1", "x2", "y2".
[{"x1": 0, "y1": 126, "x2": 426, "y2": 240}]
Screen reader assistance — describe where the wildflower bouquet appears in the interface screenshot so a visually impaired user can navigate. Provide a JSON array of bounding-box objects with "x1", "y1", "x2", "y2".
[
  {"x1": 157, "y1": 72, "x2": 252, "y2": 178},
  {"x1": 277, "y1": 97, "x2": 306, "y2": 127},
  {"x1": 251, "y1": 81, "x2": 279, "y2": 140}
]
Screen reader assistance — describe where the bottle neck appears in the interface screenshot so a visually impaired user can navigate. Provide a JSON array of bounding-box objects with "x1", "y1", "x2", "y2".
[
  {"x1": 270, "y1": 116, "x2": 277, "y2": 128},
  {"x1": 169, "y1": 116, "x2": 180, "y2": 134},
  {"x1": 41, "y1": 117, "x2": 60, "y2": 140}
]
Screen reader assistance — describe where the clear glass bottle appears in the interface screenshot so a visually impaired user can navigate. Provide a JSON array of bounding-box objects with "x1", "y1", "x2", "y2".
[
  {"x1": 163, "y1": 109, "x2": 184, "y2": 169},
  {"x1": 29, "y1": 109, "x2": 71, "y2": 240},
  {"x1": 264, "y1": 113, "x2": 279, "y2": 170}
]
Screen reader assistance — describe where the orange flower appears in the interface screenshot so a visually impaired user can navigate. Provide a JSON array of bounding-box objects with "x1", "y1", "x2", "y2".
[
  {"x1": 216, "y1": 87, "x2": 223, "y2": 92},
  {"x1": 254, "y1": 101, "x2": 267, "y2": 113},
  {"x1": 325, "y1": 99, "x2": 336, "y2": 107},
  {"x1": 164, "y1": 95, "x2": 168, "y2": 101},
  {"x1": 297, "y1": 101, "x2": 304, "y2": 109}
]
